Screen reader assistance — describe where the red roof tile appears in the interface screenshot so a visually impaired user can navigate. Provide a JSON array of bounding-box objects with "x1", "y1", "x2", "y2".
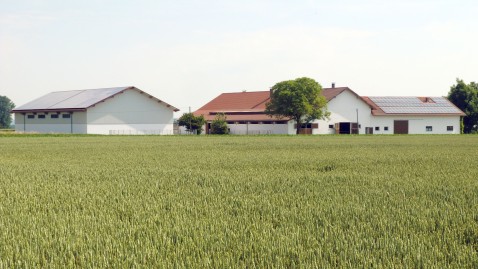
[
  {"x1": 194, "y1": 87, "x2": 360, "y2": 121},
  {"x1": 322, "y1": 87, "x2": 350, "y2": 101}
]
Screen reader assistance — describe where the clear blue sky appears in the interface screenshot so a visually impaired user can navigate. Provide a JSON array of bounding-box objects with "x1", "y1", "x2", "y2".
[{"x1": 1, "y1": 0, "x2": 477, "y2": 113}]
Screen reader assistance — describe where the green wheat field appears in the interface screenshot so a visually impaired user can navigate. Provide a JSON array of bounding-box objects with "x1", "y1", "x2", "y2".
[{"x1": 0, "y1": 134, "x2": 477, "y2": 268}]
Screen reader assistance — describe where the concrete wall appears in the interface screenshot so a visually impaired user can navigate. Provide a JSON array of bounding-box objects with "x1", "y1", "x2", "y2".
[
  {"x1": 14, "y1": 112, "x2": 87, "y2": 134},
  {"x1": 86, "y1": 89, "x2": 175, "y2": 135}
]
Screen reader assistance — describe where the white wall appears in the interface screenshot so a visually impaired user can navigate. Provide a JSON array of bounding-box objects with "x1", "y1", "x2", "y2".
[
  {"x1": 86, "y1": 89, "x2": 175, "y2": 135},
  {"x1": 89, "y1": 124, "x2": 174, "y2": 135},
  {"x1": 228, "y1": 122, "x2": 289, "y2": 135},
  {"x1": 14, "y1": 112, "x2": 87, "y2": 134},
  {"x1": 367, "y1": 115, "x2": 460, "y2": 134},
  {"x1": 315, "y1": 90, "x2": 373, "y2": 134}
]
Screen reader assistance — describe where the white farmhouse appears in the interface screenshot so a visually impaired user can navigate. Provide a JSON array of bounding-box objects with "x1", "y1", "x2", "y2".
[
  {"x1": 194, "y1": 86, "x2": 465, "y2": 135},
  {"x1": 12, "y1": 86, "x2": 179, "y2": 134}
]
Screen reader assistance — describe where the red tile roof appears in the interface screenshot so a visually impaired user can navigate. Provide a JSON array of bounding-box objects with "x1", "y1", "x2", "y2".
[
  {"x1": 194, "y1": 86, "x2": 464, "y2": 121},
  {"x1": 322, "y1": 87, "x2": 350, "y2": 101},
  {"x1": 194, "y1": 87, "x2": 359, "y2": 121},
  {"x1": 196, "y1": 91, "x2": 270, "y2": 111},
  {"x1": 194, "y1": 91, "x2": 268, "y2": 121}
]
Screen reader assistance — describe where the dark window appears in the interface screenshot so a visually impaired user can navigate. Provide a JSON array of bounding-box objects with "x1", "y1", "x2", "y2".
[
  {"x1": 38, "y1": 114, "x2": 46, "y2": 119},
  {"x1": 447, "y1": 126, "x2": 453, "y2": 131},
  {"x1": 62, "y1": 114, "x2": 71, "y2": 119},
  {"x1": 375, "y1": 126, "x2": 380, "y2": 131},
  {"x1": 426, "y1": 126, "x2": 432, "y2": 132},
  {"x1": 51, "y1": 114, "x2": 59, "y2": 119},
  {"x1": 328, "y1": 124, "x2": 334, "y2": 129},
  {"x1": 274, "y1": 121, "x2": 287, "y2": 125},
  {"x1": 27, "y1": 115, "x2": 35, "y2": 119},
  {"x1": 384, "y1": 126, "x2": 389, "y2": 131},
  {"x1": 262, "y1": 121, "x2": 272, "y2": 124}
]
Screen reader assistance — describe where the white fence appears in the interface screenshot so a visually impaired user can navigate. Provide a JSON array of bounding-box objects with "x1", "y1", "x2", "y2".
[
  {"x1": 228, "y1": 129, "x2": 273, "y2": 135},
  {"x1": 109, "y1": 130, "x2": 175, "y2": 135}
]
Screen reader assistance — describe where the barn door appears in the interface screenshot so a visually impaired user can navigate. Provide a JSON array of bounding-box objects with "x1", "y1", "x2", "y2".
[{"x1": 394, "y1": 120, "x2": 409, "y2": 134}]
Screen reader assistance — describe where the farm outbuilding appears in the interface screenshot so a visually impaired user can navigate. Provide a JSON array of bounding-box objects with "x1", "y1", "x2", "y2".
[
  {"x1": 12, "y1": 86, "x2": 179, "y2": 135},
  {"x1": 194, "y1": 85, "x2": 465, "y2": 135}
]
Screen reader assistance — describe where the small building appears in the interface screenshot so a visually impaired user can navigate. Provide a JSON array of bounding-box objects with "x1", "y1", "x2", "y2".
[
  {"x1": 194, "y1": 86, "x2": 465, "y2": 135},
  {"x1": 12, "y1": 86, "x2": 179, "y2": 135},
  {"x1": 194, "y1": 91, "x2": 293, "y2": 135},
  {"x1": 360, "y1": 96, "x2": 465, "y2": 134}
]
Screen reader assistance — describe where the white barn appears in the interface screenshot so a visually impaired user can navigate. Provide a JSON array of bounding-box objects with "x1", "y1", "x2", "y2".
[
  {"x1": 12, "y1": 86, "x2": 179, "y2": 135},
  {"x1": 194, "y1": 86, "x2": 465, "y2": 135}
]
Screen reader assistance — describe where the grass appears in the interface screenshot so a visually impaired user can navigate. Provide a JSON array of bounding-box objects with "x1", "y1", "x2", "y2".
[{"x1": 0, "y1": 135, "x2": 477, "y2": 268}]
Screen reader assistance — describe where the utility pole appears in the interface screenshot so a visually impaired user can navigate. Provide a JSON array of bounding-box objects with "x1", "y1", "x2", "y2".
[{"x1": 356, "y1": 108, "x2": 359, "y2": 134}]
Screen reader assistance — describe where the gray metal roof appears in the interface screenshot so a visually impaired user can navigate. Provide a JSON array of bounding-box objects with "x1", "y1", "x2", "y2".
[
  {"x1": 369, "y1": 96, "x2": 463, "y2": 114},
  {"x1": 12, "y1": 86, "x2": 179, "y2": 112}
]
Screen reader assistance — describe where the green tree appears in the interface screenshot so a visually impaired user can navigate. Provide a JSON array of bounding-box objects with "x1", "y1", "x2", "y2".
[
  {"x1": 265, "y1": 77, "x2": 329, "y2": 134},
  {"x1": 448, "y1": 79, "x2": 478, "y2": 133},
  {"x1": 178, "y1": 113, "x2": 206, "y2": 134},
  {"x1": 210, "y1": 113, "x2": 229, "y2": 134},
  {"x1": 0, "y1": 96, "x2": 15, "y2": 129}
]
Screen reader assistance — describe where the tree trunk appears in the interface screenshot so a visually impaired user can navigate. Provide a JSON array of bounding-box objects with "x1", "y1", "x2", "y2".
[{"x1": 295, "y1": 118, "x2": 301, "y2": 135}]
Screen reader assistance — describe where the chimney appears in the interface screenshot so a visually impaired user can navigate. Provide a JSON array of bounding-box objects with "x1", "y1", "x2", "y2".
[
  {"x1": 270, "y1": 87, "x2": 273, "y2": 97},
  {"x1": 331, "y1": 82, "x2": 335, "y2": 88}
]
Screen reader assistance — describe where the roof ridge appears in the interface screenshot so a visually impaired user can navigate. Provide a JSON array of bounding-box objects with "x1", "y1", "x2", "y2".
[
  {"x1": 46, "y1": 89, "x2": 87, "y2": 109},
  {"x1": 222, "y1": 90, "x2": 269, "y2": 94},
  {"x1": 251, "y1": 97, "x2": 271, "y2": 109}
]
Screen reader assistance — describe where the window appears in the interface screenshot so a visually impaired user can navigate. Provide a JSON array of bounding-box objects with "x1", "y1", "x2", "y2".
[
  {"x1": 27, "y1": 115, "x2": 35, "y2": 119},
  {"x1": 38, "y1": 114, "x2": 46, "y2": 119},
  {"x1": 328, "y1": 124, "x2": 334, "y2": 129},
  {"x1": 426, "y1": 126, "x2": 433, "y2": 132},
  {"x1": 384, "y1": 126, "x2": 389, "y2": 131},
  {"x1": 447, "y1": 126, "x2": 453, "y2": 131},
  {"x1": 62, "y1": 114, "x2": 71, "y2": 119},
  {"x1": 375, "y1": 126, "x2": 380, "y2": 131},
  {"x1": 51, "y1": 114, "x2": 59, "y2": 119}
]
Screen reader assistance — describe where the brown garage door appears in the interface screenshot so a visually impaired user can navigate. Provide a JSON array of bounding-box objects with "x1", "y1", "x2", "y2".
[{"x1": 394, "y1": 120, "x2": 409, "y2": 134}]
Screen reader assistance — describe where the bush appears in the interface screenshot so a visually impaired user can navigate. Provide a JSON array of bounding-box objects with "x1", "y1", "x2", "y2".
[{"x1": 210, "y1": 113, "x2": 229, "y2": 134}]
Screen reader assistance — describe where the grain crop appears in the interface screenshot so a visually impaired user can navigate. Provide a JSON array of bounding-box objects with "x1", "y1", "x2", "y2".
[{"x1": 0, "y1": 134, "x2": 477, "y2": 268}]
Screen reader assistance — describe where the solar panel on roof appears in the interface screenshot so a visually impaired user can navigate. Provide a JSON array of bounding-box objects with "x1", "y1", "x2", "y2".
[
  {"x1": 50, "y1": 87, "x2": 126, "y2": 109},
  {"x1": 369, "y1": 96, "x2": 462, "y2": 114},
  {"x1": 14, "y1": 87, "x2": 129, "y2": 110}
]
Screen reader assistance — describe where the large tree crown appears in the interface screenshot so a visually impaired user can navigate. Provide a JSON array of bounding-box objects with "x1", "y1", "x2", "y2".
[{"x1": 265, "y1": 77, "x2": 329, "y2": 122}]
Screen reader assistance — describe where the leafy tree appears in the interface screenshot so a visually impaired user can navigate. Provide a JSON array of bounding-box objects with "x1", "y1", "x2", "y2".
[
  {"x1": 178, "y1": 113, "x2": 206, "y2": 134},
  {"x1": 448, "y1": 79, "x2": 478, "y2": 133},
  {"x1": 210, "y1": 113, "x2": 229, "y2": 134},
  {"x1": 265, "y1": 77, "x2": 329, "y2": 134},
  {"x1": 0, "y1": 96, "x2": 15, "y2": 129}
]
